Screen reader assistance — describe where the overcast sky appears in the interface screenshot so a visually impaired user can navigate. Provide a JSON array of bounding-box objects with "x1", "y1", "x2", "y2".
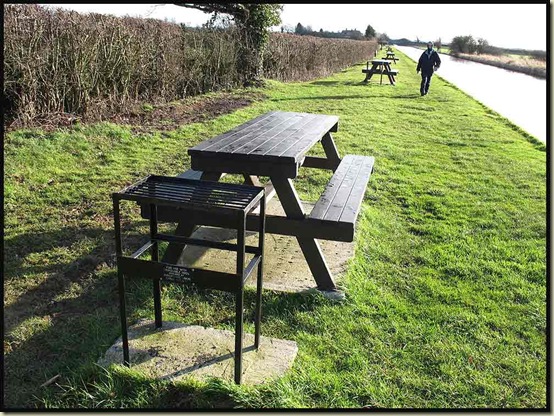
[{"x1": 45, "y1": 3, "x2": 547, "y2": 51}]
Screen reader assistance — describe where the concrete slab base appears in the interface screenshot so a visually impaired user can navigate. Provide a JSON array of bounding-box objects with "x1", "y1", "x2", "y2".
[
  {"x1": 98, "y1": 319, "x2": 298, "y2": 385},
  {"x1": 175, "y1": 198, "x2": 355, "y2": 293}
]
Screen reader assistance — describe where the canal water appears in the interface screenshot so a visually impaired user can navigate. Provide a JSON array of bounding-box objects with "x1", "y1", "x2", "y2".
[{"x1": 395, "y1": 46, "x2": 547, "y2": 144}]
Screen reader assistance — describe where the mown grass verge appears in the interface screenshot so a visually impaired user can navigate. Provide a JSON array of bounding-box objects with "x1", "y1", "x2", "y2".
[{"x1": 4, "y1": 48, "x2": 547, "y2": 409}]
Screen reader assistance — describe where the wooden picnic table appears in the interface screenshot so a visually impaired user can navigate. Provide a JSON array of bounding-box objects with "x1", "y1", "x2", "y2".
[
  {"x1": 362, "y1": 59, "x2": 399, "y2": 85},
  {"x1": 383, "y1": 51, "x2": 399, "y2": 63},
  {"x1": 147, "y1": 111, "x2": 375, "y2": 294}
]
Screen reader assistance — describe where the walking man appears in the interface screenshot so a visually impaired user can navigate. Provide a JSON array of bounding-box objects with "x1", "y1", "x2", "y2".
[{"x1": 417, "y1": 41, "x2": 441, "y2": 96}]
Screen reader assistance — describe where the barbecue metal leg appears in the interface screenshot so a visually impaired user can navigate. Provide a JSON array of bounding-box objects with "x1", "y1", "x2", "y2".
[
  {"x1": 270, "y1": 176, "x2": 336, "y2": 291},
  {"x1": 150, "y1": 203, "x2": 162, "y2": 328},
  {"x1": 117, "y1": 269, "x2": 130, "y2": 366},
  {"x1": 161, "y1": 171, "x2": 223, "y2": 265},
  {"x1": 113, "y1": 198, "x2": 130, "y2": 366},
  {"x1": 235, "y1": 213, "x2": 246, "y2": 384},
  {"x1": 254, "y1": 194, "x2": 265, "y2": 349}
]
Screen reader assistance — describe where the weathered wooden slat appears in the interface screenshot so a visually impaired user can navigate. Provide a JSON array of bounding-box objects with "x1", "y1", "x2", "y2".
[
  {"x1": 189, "y1": 111, "x2": 276, "y2": 152},
  {"x1": 209, "y1": 113, "x2": 290, "y2": 154},
  {"x1": 308, "y1": 155, "x2": 355, "y2": 219},
  {"x1": 142, "y1": 208, "x2": 354, "y2": 242},
  {"x1": 257, "y1": 115, "x2": 333, "y2": 160},
  {"x1": 279, "y1": 115, "x2": 339, "y2": 161},
  {"x1": 191, "y1": 155, "x2": 299, "y2": 178},
  {"x1": 189, "y1": 112, "x2": 339, "y2": 169},
  {"x1": 309, "y1": 155, "x2": 374, "y2": 226},
  {"x1": 323, "y1": 156, "x2": 365, "y2": 222},
  {"x1": 229, "y1": 113, "x2": 305, "y2": 155},
  {"x1": 338, "y1": 156, "x2": 374, "y2": 224},
  {"x1": 246, "y1": 114, "x2": 318, "y2": 157}
]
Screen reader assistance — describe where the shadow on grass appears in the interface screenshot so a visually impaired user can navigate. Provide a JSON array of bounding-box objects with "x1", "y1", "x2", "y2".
[
  {"x1": 308, "y1": 80, "x2": 342, "y2": 86},
  {"x1": 271, "y1": 94, "x2": 376, "y2": 102},
  {"x1": 4, "y1": 221, "x2": 330, "y2": 409},
  {"x1": 5, "y1": 279, "x2": 324, "y2": 409},
  {"x1": 307, "y1": 80, "x2": 395, "y2": 88},
  {"x1": 4, "y1": 224, "x2": 146, "y2": 333}
]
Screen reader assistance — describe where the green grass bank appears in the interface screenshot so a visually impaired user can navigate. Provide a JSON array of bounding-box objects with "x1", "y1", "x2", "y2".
[{"x1": 4, "y1": 48, "x2": 547, "y2": 409}]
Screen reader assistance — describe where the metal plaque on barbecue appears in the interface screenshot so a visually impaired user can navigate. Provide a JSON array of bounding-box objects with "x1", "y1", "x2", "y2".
[{"x1": 163, "y1": 265, "x2": 193, "y2": 284}]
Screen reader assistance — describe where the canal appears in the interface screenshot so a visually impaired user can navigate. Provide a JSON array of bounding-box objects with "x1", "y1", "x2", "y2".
[{"x1": 395, "y1": 46, "x2": 547, "y2": 144}]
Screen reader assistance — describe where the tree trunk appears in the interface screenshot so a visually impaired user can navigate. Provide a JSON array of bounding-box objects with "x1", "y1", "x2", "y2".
[{"x1": 237, "y1": 26, "x2": 265, "y2": 87}]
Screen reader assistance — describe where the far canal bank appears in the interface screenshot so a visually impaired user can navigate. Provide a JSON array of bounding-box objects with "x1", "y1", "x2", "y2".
[{"x1": 396, "y1": 45, "x2": 547, "y2": 144}]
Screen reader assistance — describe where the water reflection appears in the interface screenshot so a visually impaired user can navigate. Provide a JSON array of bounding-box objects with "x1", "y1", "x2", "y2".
[{"x1": 396, "y1": 46, "x2": 547, "y2": 143}]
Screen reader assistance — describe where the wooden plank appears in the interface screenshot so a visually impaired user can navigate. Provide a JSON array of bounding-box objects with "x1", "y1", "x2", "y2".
[
  {"x1": 260, "y1": 115, "x2": 335, "y2": 161},
  {"x1": 323, "y1": 156, "x2": 365, "y2": 222},
  {"x1": 309, "y1": 155, "x2": 374, "y2": 225},
  {"x1": 218, "y1": 113, "x2": 302, "y2": 154},
  {"x1": 247, "y1": 113, "x2": 318, "y2": 157},
  {"x1": 279, "y1": 115, "x2": 340, "y2": 161},
  {"x1": 209, "y1": 113, "x2": 292, "y2": 154},
  {"x1": 191, "y1": 154, "x2": 299, "y2": 178},
  {"x1": 308, "y1": 155, "x2": 355, "y2": 220},
  {"x1": 144, "y1": 207, "x2": 354, "y2": 242},
  {"x1": 338, "y1": 156, "x2": 374, "y2": 224},
  {"x1": 189, "y1": 111, "x2": 276, "y2": 152},
  {"x1": 234, "y1": 112, "x2": 338, "y2": 162},
  {"x1": 190, "y1": 112, "x2": 338, "y2": 164},
  {"x1": 229, "y1": 113, "x2": 306, "y2": 155}
]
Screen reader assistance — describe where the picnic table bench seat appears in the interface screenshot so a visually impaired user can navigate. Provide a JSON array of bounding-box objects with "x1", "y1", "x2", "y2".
[
  {"x1": 362, "y1": 68, "x2": 399, "y2": 75},
  {"x1": 308, "y1": 154, "x2": 375, "y2": 242},
  {"x1": 142, "y1": 155, "x2": 374, "y2": 244}
]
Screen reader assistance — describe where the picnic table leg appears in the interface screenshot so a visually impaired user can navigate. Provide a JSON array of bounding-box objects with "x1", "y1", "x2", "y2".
[
  {"x1": 270, "y1": 176, "x2": 337, "y2": 291},
  {"x1": 161, "y1": 171, "x2": 223, "y2": 265},
  {"x1": 321, "y1": 133, "x2": 341, "y2": 172}
]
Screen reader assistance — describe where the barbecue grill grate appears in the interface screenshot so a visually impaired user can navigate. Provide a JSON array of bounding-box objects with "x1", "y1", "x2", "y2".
[{"x1": 114, "y1": 175, "x2": 263, "y2": 213}]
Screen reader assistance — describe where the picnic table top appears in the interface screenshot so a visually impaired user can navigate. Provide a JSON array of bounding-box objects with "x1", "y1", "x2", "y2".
[
  {"x1": 371, "y1": 59, "x2": 392, "y2": 64},
  {"x1": 188, "y1": 111, "x2": 339, "y2": 165}
]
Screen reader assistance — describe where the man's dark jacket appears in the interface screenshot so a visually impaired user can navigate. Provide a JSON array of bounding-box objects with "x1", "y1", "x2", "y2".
[{"x1": 417, "y1": 49, "x2": 441, "y2": 74}]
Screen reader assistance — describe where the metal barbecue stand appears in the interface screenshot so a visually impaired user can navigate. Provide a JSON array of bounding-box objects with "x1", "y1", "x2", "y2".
[{"x1": 112, "y1": 175, "x2": 266, "y2": 384}]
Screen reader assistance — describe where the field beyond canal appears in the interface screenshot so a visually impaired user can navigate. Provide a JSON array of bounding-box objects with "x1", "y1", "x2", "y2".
[{"x1": 4, "y1": 48, "x2": 546, "y2": 409}]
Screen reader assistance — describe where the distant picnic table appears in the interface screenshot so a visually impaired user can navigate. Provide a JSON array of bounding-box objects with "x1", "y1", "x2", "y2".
[
  {"x1": 362, "y1": 59, "x2": 399, "y2": 85},
  {"x1": 383, "y1": 51, "x2": 399, "y2": 63}
]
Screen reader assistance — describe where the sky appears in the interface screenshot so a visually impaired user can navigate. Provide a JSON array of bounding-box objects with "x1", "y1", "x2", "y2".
[{"x1": 45, "y1": 3, "x2": 548, "y2": 51}]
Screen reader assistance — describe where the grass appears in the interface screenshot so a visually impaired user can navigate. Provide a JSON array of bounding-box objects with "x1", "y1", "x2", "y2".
[{"x1": 4, "y1": 48, "x2": 547, "y2": 409}]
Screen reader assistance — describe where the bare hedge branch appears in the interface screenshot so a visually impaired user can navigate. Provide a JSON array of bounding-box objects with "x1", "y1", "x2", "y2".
[{"x1": 3, "y1": 4, "x2": 378, "y2": 128}]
